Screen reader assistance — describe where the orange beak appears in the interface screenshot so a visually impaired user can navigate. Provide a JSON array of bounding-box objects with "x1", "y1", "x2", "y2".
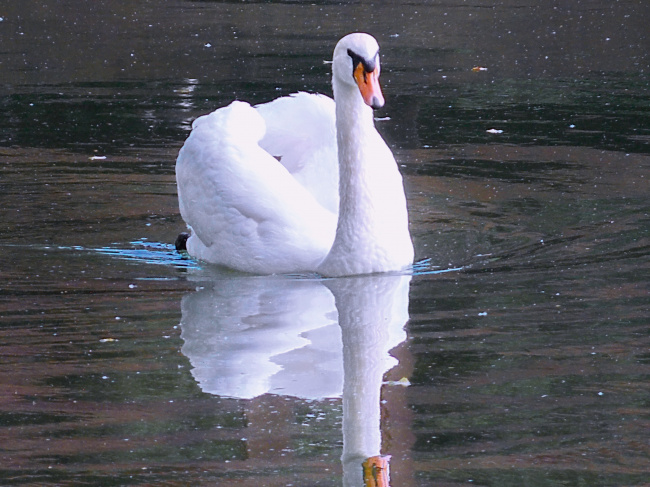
[{"x1": 354, "y1": 62, "x2": 385, "y2": 110}]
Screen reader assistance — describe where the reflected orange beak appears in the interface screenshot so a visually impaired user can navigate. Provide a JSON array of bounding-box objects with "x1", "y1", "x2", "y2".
[
  {"x1": 354, "y1": 62, "x2": 385, "y2": 110},
  {"x1": 362, "y1": 455, "x2": 391, "y2": 487}
]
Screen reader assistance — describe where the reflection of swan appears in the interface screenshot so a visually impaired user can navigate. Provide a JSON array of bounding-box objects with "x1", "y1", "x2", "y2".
[
  {"x1": 180, "y1": 277, "x2": 341, "y2": 399},
  {"x1": 325, "y1": 276, "x2": 410, "y2": 487},
  {"x1": 175, "y1": 33, "x2": 413, "y2": 276},
  {"x1": 179, "y1": 272, "x2": 410, "y2": 486}
]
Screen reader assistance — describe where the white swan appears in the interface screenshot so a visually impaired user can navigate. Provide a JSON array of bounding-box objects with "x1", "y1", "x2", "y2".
[{"x1": 175, "y1": 33, "x2": 413, "y2": 276}]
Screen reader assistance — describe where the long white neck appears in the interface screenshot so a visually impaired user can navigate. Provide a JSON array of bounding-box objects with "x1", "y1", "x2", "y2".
[
  {"x1": 317, "y1": 78, "x2": 413, "y2": 277},
  {"x1": 334, "y1": 83, "x2": 377, "y2": 225}
]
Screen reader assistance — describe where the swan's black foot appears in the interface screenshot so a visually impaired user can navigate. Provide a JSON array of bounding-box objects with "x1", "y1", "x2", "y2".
[{"x1": 175, "y1": 232, "x2": 190, "y2": 251}]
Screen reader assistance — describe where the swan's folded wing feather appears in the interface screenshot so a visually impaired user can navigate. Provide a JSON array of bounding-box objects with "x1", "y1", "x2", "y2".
[
  {"x1": 176, "y1": 101, "x2": 336, "y2": 273},
  {"x1": 256, "y1": 93, "x2": 339, "y2": 214},
  {"x1": 255, "y1": 92, "x2": 335, "y2": 171},
  {"x1": 177, "y1": 102, "x2": 260, "y2": 246}
]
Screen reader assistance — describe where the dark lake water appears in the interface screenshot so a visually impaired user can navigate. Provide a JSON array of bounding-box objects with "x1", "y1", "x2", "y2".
[{"x1": 1, "y1": 1, "x2": 648, "y2": 486}]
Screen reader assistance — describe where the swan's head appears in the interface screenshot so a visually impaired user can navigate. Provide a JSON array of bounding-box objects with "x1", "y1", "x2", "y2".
[{"x1": 332, "y1": 33, "x2": 384, "y2": 110}]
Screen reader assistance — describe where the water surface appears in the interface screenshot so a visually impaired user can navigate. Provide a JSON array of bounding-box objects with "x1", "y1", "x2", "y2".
[{"x1": 1, "y1": 1, "x2": 648, "y2": 486}]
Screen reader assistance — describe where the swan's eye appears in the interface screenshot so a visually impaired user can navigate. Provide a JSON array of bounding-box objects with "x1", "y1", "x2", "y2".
[{"x1": 347, "y1": 48, "x2": 377, "y2": 77}]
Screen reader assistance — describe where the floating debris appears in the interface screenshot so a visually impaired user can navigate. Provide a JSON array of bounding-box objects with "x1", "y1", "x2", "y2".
[{"x1": 384, "y1": 377, "x2": 411, "y2": 387}]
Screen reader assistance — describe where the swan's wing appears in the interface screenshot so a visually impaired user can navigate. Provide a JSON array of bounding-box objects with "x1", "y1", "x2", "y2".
[
  {"x1": 256, "y1": 93, "x2": 339, "y2": 214},
  {"x1": 176, "y1": 101, "x2": 336, "y2": 274}
]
